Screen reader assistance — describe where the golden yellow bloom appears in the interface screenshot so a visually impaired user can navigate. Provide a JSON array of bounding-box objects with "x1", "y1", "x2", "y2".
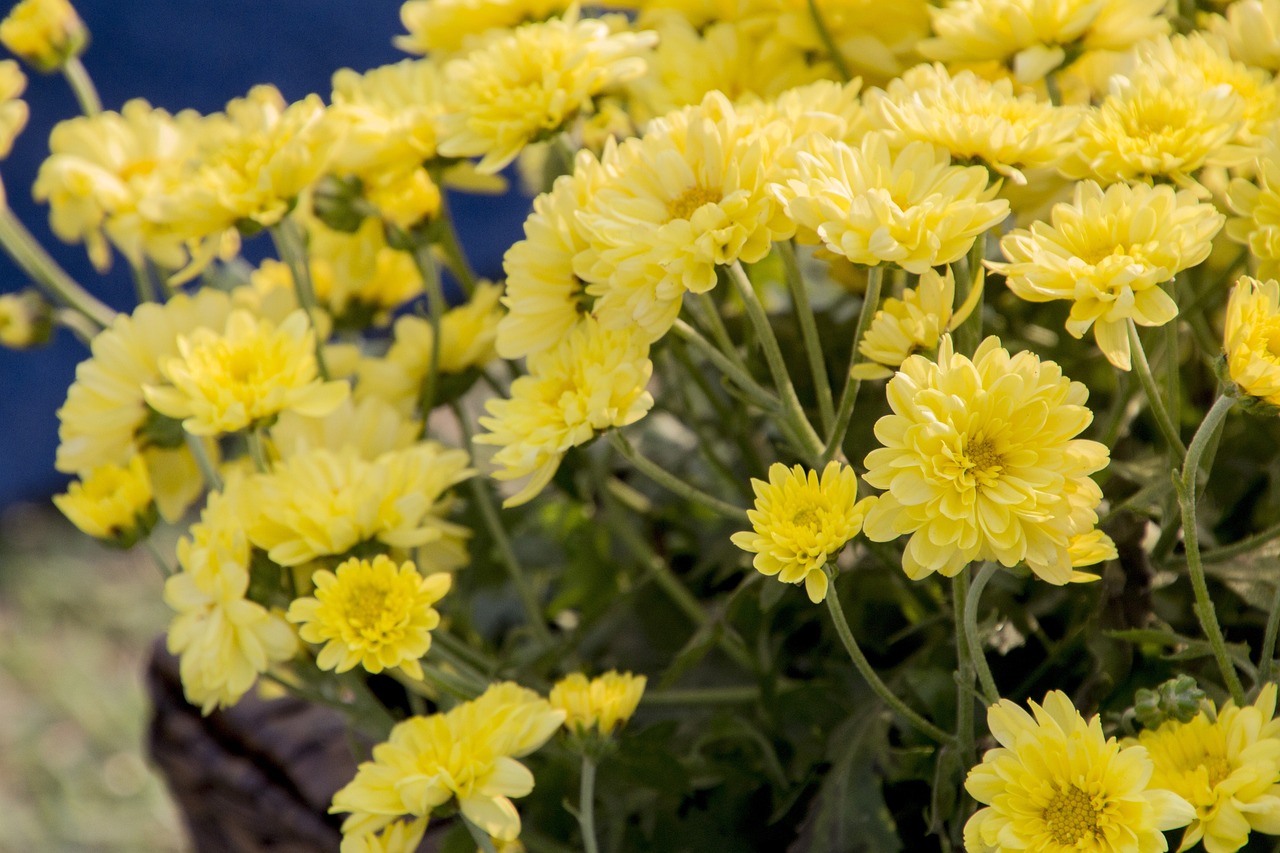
[
  {"x1": 549, "y1": 671, "x2": 647, "y2": 735},
  {"x1": 248, "y1": 442, "x2": 473, "y2": 568},
  {"x1": 0, "y1": 0, "x2": 85, "y2": 72},
  {"x1": 0, "y1": 288, "x2": 48, "y2": 348},
  {"x1": 287, "y1": 555, "x2": 451, "y2": 681},
  {"x1": 576, "y1": 91, "x2": 788, "y2": 342},
  {"x1": 272, "y1": 396, "x2": 420, "y2": 462},
  {"x1": 34, "y1": 99, "x2": 203, "y2": 272},
  {"x1": 863, "y1": 336, "x2": 1113, "y2": 583},
  {"x1": 1223, "y1": 276, "x2": 1280, "y2": 406},
  {"x1": 1132, "y1": 684, "x2": 1280, "y2": 853},
  {"x1": 989, "y1": 181, "x2": 1223, "y2": 370},
  {"x1": 331, "y1": 681, "x2": 565, "y2": 843},
  {"x1": 144, "y1": 309, "x2": 349, "y2": 436},
  {"x1": 1228, "y1": 140, "x2": 1280, "y2": 279},
  {"x1": 866, "y1": 62, "x2": 1081, "y2": 185},
  {"x1": 964, "y1": 690, "x2": 1195, "y2": 852},
  {"x1": 1211, "y1": 0, "x2": 1280, "y2": 73},
  {"x1": 920, "y1": 0, "x2": 1167, "y2": 83},
  {"x1": 730, "y1": 462, "x2": 875, "y2": 603},
  {"x1": 53, "y1": 455, "x2": 155, "y2": 545},
  {"x1": 476, "y1": 317, "x2": 653, "y2": 507},
  {"x1": 395, "y1": 0, "x2": 572, "y2": 56},
  {"x1": 0, "y1": 59, "x2": 26, "y2": 158},
  {"x1": 778, "y1": 132, "x2": 1008, "y2": 275},
  {"x1": 851, "y1": 266, "x2": 979, "y2": 380},
  {"x1": 436, "y1": 14, "x2": 654, "y2": 174}
]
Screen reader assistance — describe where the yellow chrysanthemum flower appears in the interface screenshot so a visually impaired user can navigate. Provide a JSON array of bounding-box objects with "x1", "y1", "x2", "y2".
[
  {"x1": 1223, "y1": 276, "x2": 1280, "y2": 406},
  {"x1": 395, "y1": 0, "x2": 572, "y2": 56},
  {"x1": 0, "y1": 0, "x2": 85, "y2": 72},
  {"x1": 549, "y1": 671, "x2": 647, "y2": 736},
  {"x1": 339, "y1": 818, "x2": 427, "y2": 853},
  {"x1": 770, "y1": 0, "x2": 931, "y2": 86},
  {"x1": 287, "y1": 555, "x2": 451, "y2": 681},
  {"x1": 249, "y1": 442, "x2": 472, "y2": 568},
  {"x1": 0, "y1": 59, "x2": 27, "y2": 159},
  {"x1": 34, "y1": 99, "x2": 204, "y2": 272},
  {"x1": 576, "y1": 91, "x2": 789, "y2": 341},
  {"x1": 1132, "y1": 684, "x2": 1280, "y2": 853},
  {"x1": 436, "y1": 14, "x2": 654, "y2": 174},
  {"x1": 851, "y1": 266, "x2": 979, "y2": 380},
  {"x1": 989, "y1": 181, "x2": 1224, "y2": 370},
  {"x1": 272, "y1": 396, "x2": 420, "y2": 462},
  {"x1": 144, "y1": 309, "x2": 349, "y2": 437},
  {"x1": 865, "y1": 62, "x2": 1081, "y2": 185},
  {"x1": 1228, "y1": 140, "x2": 1280, "y2": 279},
  {"x1": 331, "y1": 681, "x2": 565, "y2": 843},
  {"x1": 0, "y1": 288, "x2": 48, "y2": 348},
  {"x1": 476, "y1": 317, "x2": 653, "y2": 507},
  {"x1": 920, "y1": 0, "x2": 1167, "y2": 83},
  {"x1": 730, "y1": 461, "x2": 875, "y2": 603},
  {"x1": 1211, "y1": 0, "x2": 1280, "y2": 73},
  {"x1": 862, "y1": 336, "x2": 1114, "y2": 583},
  {"x1": 777, "y1": 132, "x2": 1009, "y2": 275},
  {"x1": 964, "y1": 690, "x2": 1195, "y2": 852},
  {"x1": 164, "y1": 477, "x2": 298, "y2": 714},
  {"x1": 52, "y1": 455, "x2": 155, "y2": 546}
]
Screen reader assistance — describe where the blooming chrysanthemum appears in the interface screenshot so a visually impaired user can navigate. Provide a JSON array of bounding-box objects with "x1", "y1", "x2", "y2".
[
  {"x1": 777, "y1": 132, "x2": 1009, "y2": 275},
  {"x1": 248, "y1": 442, "x2": 473, "y2": 568},
  {"x1": 435, "y1": 14, "x2": 654, "y2": 174},
  {"x1": 53, "y1": 455, "x2": 155, "y2": 546},
  {"x1": 771, "y1": 0, "x2": 931, "y2": 86},
  {"x1": 920, "y1": 0, "x2": 1168, "y2": 83},
  {"x1": 1133, "y1": 684, "x2": 1280, "y2": 853},
  {"x1": 0, "y1": 60, "x2": 27, "y2": 160},
  {"x1": 989, "y1": 181, "x2": 1224, "y2": 370},
  {"x1": 851, "y1": 266, "x2": 979, "y2": 380},
  {"x1": 331, "y1": 682, "x2": 565, "y2": 843},
  {"x1": 144, "y1": 309, "x2": 349, "y2": 436},
  {"x1": 730, "y1": 462, "x2": 876, "y2": 603},
  {"x1": 575, "y1": 92, "x2": 789, "y2": 341},
  {"x1": 272, "y1": 396, "x2": 420, "y2": 462},
  {"x1": 339, "y1": 818, "x2": 427, "y2": 853},
  {"x1": 287, "y1": 555, "x2": 451, "y2": 681},
  {"x1": 1212, "y1": 0, "x2": 1280, "y2": 72},
  {"x1": 865, "y1": 63, "x2": 1081, "y2": 185},
  {"x1": 964, "y1": 690, "x2": 1195, "y2": 852},
  {"x1": 476, "y1": 317, "x2": 653, "y2": 507},
  {"x1": 549, "y1": 671, "x2": 647, "y2": 736},
  {"x1": 862, "y1": 336, "x2": 1114, "y2": 583},
  {"x1": 1223, "y1": 276, "x2": 1280, "y2": 406},
  {"x1": 0, "y1": 0, "x2": 85, "y2": 72},
  {"x1": 394, "y1": 0, "x2": 572, "y2": 56},
  {"x1": 1228, "y1": 140, "x2": 1280, "y2": 279}
]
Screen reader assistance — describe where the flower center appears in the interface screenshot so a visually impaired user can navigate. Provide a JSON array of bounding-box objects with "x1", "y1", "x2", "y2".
[
  {"x1": 342, "y1": 581, "x2": 397, "y2": 636},
  {"x1": 1044, "y1": 785, "x2": 1100, "y2": 846},
  {"x1": 1204, "y1": 755, "x2": 1233, "y2": 788},
  {"x1": 966, "y1": 436, "x2": 1004, "y2": 476},
  {"x1": 792, "y1": 506, "x2": 820, "y2": 529},
  {"x1": 667, "y1": 185, "x2": 722, "y2": 221}
]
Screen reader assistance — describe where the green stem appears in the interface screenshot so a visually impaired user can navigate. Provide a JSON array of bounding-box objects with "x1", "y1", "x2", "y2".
[
  {"x1": 728, "y1": 261, "x2": 824, "y2": 463},
  {"x1": 955, "y1": 238, "x2": 986, "y2": 357},
  {"x1": 270, "y1": 219, "x2": 330, "y2": 380},
  {"x1": 823, "y1": 264, "x2": 884, "y2": 464},
  {"x1": 143, "y1": 538, "x2": 174, "y2": 578},
  {"x1": 825, "y1": 579, "x2": 954, "y2": 744},
  {"x1": 463, "y1": 817, "x2": 500, "y2": 853},
  {"x1": 578, "y1": 756, "x2": 601, "y2": 853},
  {"x1": 1260, "y1": 581, "x2": 1280, "y2": 688},
  {"x1": 392, "y1": 665, "x2": 483, "y2": 703},
  {"x1": 777, "y1": 240, "x2": 834, "y2": 433},
  {"x1": 61, "y1": 56, "x2": 101, "y2": 116},
  {"x1": 643, "y1": 685, "x2": 763, "y2": 705},
  {"x1": 806, "y1": 0, "x2": 851, "y2": 81},
  {"x1": 953, "y1": 572, "x2": 976, "y2": 765},
  {"x1": 693, "y1": 290, "x2": 750, "y2": 376},
  {"x1": 1176, "y1": 394, "x2": 1246, "y2": 705},
  {"x1": 246, "y1": 428, "x2": 272, "y2": 473},
  {"x1": 963, "y1": 563, "x2": 1000, "y2": 703},
  {"x1": 130, "y1": 261, "x2": 157, "y2": 304},
  {"x1": 409, "y1": 239, "x2": 446, "y2": 416},
  {"x1": 670, "y1": 319, "x2": 779, "y2": 411},
  {"x1": 1045, "y1": 71, "x2": 1062, "y2": 106},
  {"x1": 1163, "y1": 290, "x2": 1181, "y2": 442},
  {"x1": 433, "y1": 194, "x2": 477, "y2": 295},
  {"x1": 1128, "y1": 320, "x2": 1187, "y2": 460},
  {"x1": 0, "y1": 204, "x2": 114, "y2": 328},
  {"x1": 608, "y1": 431, "x2": 746, "y2": 522},
  {"x1": 184, "y1": 433, "x2": 222, "y2": 493},
  {"x1": 53, "y1": 308, "x2": 97, "y2": 346}
]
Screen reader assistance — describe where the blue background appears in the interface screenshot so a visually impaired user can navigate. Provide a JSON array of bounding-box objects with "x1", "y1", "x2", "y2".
[{"x1": 0, "y1": 1, "x2": 531, "y2": 505}]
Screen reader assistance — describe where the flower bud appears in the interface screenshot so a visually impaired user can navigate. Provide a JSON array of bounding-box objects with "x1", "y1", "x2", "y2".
[
  {"x1": 1133, "y1": 675, "x2": 1208, "y2": 731},
  {"x1": 0, "y1": 0, "x2": 87, "y2": 73},
  {"x1": 0, "y1": 288, "x2": 51, "y2": 348}
]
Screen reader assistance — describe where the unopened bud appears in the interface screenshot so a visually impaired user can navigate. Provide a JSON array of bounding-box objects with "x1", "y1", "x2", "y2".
[
  {"x1": 0, "y1": 0, "x2": 87, "y2": 73},
  {"x1": 0, "y1": 288, "x2": 51, "y2": 348}
]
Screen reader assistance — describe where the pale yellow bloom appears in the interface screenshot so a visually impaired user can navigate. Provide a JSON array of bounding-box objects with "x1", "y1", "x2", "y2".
[
  {"x1": 287, "y1": 555, "x2": 451, "y2": 681},
  {"x1": 1228, "y1": 139, "x2": 1280, "y2": 279},
  {"x1": 53, "y1": 455, "x2": 154, "y2": 545},
  {"x1": 549, "y1": 671, "x2": 647, "y2": 735},
  {"x1": 771, "y1": 0, "x2": 931, "y2": 86},
  {"x1": 436, "y1": 14, "x2": 654, "y2": 174},
  {"x1": 852, "y1": 266, "x2": 979, "y2": 380},
  {"x1": 0, "y1": 289, "x2": 47, "y2": 348},
  {"x1": 476, "y1": 317, "x2": 653, "y2": 507},
  {"x1": 964, "y1": 691, "x2": 1195, "y2": 852},
  {"x1": 339, "y1": 818, "x2": 427, "y2": 853},
  {"x1": 395, "y1": 0, "x2": 572, "y2": 56},
  {"x1": 920, "y1": 0, "x2": 1167, "y2": 83},
  {"x1": 1210, "y1": 0, "x2": 1280, "y2": 73},
  {"x1": 863, "y1": 336, "x2": 1112, "y2": 584},
  {"x1": 865, "y1": 62, "x2": 1082, "y2": 185},
  {"x1": 272, "y1": 396, "x2": 420, "y2": 462},
  {"x1": 777, "y1": 132, "x2": 1009, "y2": 275},
  {"x1": 144, "y1": 309, "x2": 349, "y2": 436},
  {"x1": 0, "y1": 59, "x2": 26, "y2": 158},
  {"x1": 731, "y1": 462, "x2": 875, "y2": 603},
  {"x1": 1133, "y1": 684, "x2": 1280, "y2": 853},
  {"x1": 0, "y1": 0, "x2": 85, "y2": 71},
  {"x1": 1224, "y1": 276, "x2": 1280, "y2": 406},
  {"x1": 248, "y1": 443, "x2": 473, "y2": 568},
  {"x1": 989, "y1": 181, "x2": 1223, "y2": 370},
  {"x1": 331, "y1": 682, "x2": 565, "y2": 843}
]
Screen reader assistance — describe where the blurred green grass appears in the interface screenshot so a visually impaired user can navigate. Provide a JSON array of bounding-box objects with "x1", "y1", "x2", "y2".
[{"x1": 0, "y1": 503, "x2": 188, "y2": 853}]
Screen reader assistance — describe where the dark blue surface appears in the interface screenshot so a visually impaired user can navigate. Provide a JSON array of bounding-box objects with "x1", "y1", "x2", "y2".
[{"x1": 0, "y1": 1, "x2": 532, "y2": 505}]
